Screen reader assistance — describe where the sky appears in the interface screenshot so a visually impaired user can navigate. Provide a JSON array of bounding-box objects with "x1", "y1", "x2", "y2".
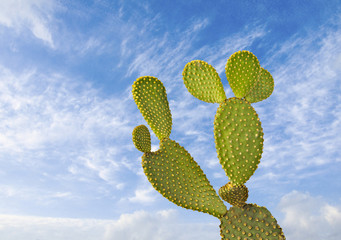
[{"x1": 0, "y1": 0, "x2": 340, "y2": 239}]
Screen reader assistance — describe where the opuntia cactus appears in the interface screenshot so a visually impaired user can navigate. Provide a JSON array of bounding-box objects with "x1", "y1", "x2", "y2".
[
  {"x1": 132, "y1": 50, "x2": 285, "y2": 239},
  {"x1": 218, "y1": 182, "x2": 248, "y2": 208}
]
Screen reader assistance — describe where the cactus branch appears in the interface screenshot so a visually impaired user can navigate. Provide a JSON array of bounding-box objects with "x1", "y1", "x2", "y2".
[
  {"x1": 132, "y1": 76, "x2": 172, "y2": 141},
  {"x1": 132, "y1": 125, "x2": 151, "y2": 153},
  {"x1": 214, "y1": 97, "x2": 263, "y2": 185},
  {"x1": 142, "y1": 138, "x2": 227, "y2": 218},
  {"x1": 183, "y1": 60, "x2": 226, "y2": 103}
]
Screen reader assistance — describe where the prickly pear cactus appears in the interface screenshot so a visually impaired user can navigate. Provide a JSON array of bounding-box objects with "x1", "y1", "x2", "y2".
[
  {"x1": 183, "y1": 60, "x2": 226, "y2": 103},
  {"x1": 131, "y1": 50, "x2": 285, "y2": 239},
  {"x1": 132, "y1": 125, "x2": 151, "y2": 153},
  {"x1": 219, "y1": 182, "x2": 248, "y2": 208},
  {"x1": 142, "y1": 137, "x2": 227, "y2": 218},
  {"x1": 214, "y1": 97, "x2": 263, "y2": 185},
  {"x1": 132, "y1": 76, "x2": 172, "y2": 141},
  {"x1": 245, "y1": 67, "x2": 274, "y2": 103},
  {"x1": 225, "y1": 50, "x2": 260, "y2": 98},
  {"x1": 220, "y1": 204, "x2": 285, "y2": 240}
]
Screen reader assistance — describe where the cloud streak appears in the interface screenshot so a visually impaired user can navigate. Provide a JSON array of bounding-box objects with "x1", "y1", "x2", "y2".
[
  {"x1": 0, "y1": 64, "x2": 141, "y2": 216},
  {"x1": 0, "y1": 0, "x2": 56, "y2": 47},
  {"x1": 259, "y1": 21, "x2": 341, "y2": 171}
]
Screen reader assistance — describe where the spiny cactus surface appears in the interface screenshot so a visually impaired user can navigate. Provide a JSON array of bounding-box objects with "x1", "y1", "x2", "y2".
[
  {"x1": 225, "y1": 50, "x2": 260, "y2": 98},
  {"x1": 182, "y1": 60, "x2": 226, "y2": 103},
  {"x1": 245, "y1": 67, "x2": 274, "y2": 103},
  {"x1": 214, "y1": 97, "x2": 263, "y2": 185},
  {"x1": 142, "y1": 138, "x2": 227, "y2": 218},
  {"x1": 132, "y1": 125, "x2": 151, "y2": 153},
  {"x1": 219, "y1": 182, "x2": 248, "y2": 208},
  {"x1": 220, "y1": 204, "x2": 285, "y2": 240},
  {"x1": 132, "y1": 76, "x2": 172, "y2": 140}
]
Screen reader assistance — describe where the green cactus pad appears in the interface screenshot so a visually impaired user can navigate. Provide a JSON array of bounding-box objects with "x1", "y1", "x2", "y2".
[
  {"x1": 220, "y1": 204, "x2": 286, "y2": 240},
  {"x1": 132, "y1": 125, "x2": 151, "y2": 153},
  {"x1": 214, "y1": 98, "x2": 264, "y2": 184},
  {"x1": 142, "y1": 138, "x2": 227, "y2": 218},
  {"x1": 182, "y1": 60, "x2": 226, "y2": 103},
  {"x1": 225, "y1": 50, "x2": 261, "y2": 98},
  {"x1": 245, "y1": 68, "x2": 274, "y2": 103},
  {"x1": 219, "y1": 182, "x2": 248, "y2": 208},
  {"x1": 132, "y1": 76, "x2": 172, "y2": 140}
]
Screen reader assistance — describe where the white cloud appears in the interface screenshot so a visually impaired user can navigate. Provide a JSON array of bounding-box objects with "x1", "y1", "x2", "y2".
[
  {"x1": 0, "y1": 0, "x2": 56, "y2": 47},
  {"x1": 104, "y1": 210, "x2": 220, "y2": 240},
  {"x1": 128, "y1": 186, "x2": 156, "y2": 203},
  {"x1": 279, "y1": 191, "x2": 341, "y2": 240},
  {"x1": 0, "y1": 64, "x2": 141, "y2": 213},
  {"x1": 324, "y1": 204, "x2": 341, "y2": 225},
  {"x1": 0, "y1": 214, "x2": 112, "y2": 240},
  {"x1": 0, "y1": 210, "x2": 220, "y2": 240},
  {"x1": 2, "y1": 191, "x2": 341, "y2": 240}
]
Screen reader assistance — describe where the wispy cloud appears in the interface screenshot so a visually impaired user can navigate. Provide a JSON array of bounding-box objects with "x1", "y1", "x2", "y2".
[
  {"x1": 258, "y1": 20, "x2": 341, "y2": 172},
  {"x1": 0, "y1": 64, "x2": 141, "y2": 215},
  {"x1": 0, "y1": 0, "x2": 56, "y2": 47},
  {"x1": 122, "y1": 17, "x2": 266, "y2": 87}
]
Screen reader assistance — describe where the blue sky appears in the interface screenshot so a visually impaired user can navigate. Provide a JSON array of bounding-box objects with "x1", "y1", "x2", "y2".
[{"x1": 0, "y1": 0, "x2": 340, "y2": 239}]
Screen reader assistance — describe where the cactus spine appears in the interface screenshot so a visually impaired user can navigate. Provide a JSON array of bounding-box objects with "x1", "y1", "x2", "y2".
[{"x1": 132, "y1": 50, "x2": 284, "y2": 239}]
